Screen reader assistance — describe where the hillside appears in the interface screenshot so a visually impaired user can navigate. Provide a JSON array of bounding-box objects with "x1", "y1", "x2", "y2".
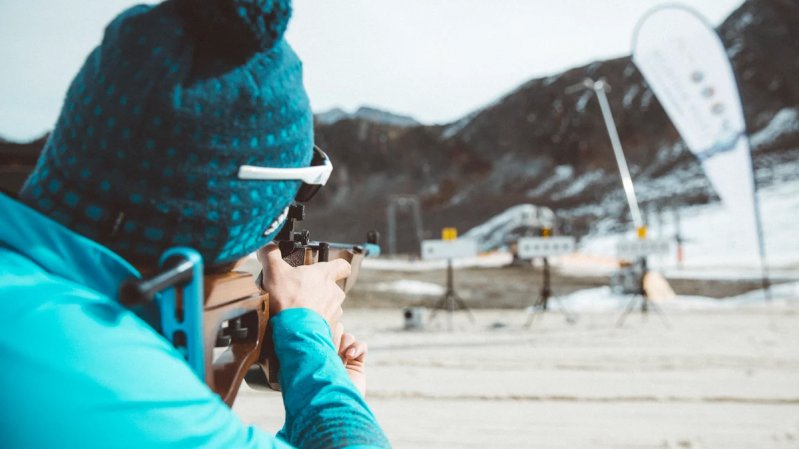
[
  {"x1": 1, "y1": 0, "x2": 797, "y2": 254},
  {"x1": 0, "y1": 134, "x2": 47, "y2": 194},
  {"x1": 305, "y1": 0, "x2": 799, "y2": 252}
]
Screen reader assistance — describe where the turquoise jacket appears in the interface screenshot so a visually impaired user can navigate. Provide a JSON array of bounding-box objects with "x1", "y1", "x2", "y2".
[{"x1": 0, "y1": 193, "x2": 389, "y2": 449}]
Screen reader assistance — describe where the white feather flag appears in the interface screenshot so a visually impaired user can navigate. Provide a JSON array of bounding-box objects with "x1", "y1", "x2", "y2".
[{"x1": 632, "y1": 5, "x2": 769, "y2": 295}]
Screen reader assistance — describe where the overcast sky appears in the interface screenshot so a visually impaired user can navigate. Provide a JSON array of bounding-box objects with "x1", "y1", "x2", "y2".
[{"x1": 0, "y1": 0, "x2": 744, "y2": 141}]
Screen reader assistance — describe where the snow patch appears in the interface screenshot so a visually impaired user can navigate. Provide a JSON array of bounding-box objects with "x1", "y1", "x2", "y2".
[
  {"x1": 526, "y1": 165, "x2": 573, "y2": 197},
  {"x1": 555, "y1": 282, "x2": 799, "y2": 313},
  {"x1": 442, "y1": 110, "x2": 480, "y2": 139},
  {"x1": 735, "y1": 12, "x2": 755, "y2": 30},
  {"x1": 543, "y1": 74, "x2": 560, "y2": 86},
  {"x1": 316, "y1": 106, "x2": 419, "y2": 127},
  {"x1": 640, "y1": 90, "x2": 654, "y2": 109},
  {"x1": 363, "y1": 253, "x2": 514, "y2": 272},
  {"x1": 552, "y1": 170, "x2": 604, "y2": 200},
  {"x1": 623, "y1": 85, "x2": 641, "y2": 109},
  {"x1": 575, "y1": 91, "x2": 592, "y2": 112},
  {"x1": 577, "y1": 179, "x2": 799, "y2": 273},
  {"x1": 370, "y1": 280, "x2": 445, "y2": 296},
  {"x1": 750, "y1": 108, "x2": 799, "y2": 149},
  {"x1": 726, "y1": 41, "x2": 745, "y2": 58},
  {"x1": 463, "y1": 204, "x2": 555, "y2": 252}
]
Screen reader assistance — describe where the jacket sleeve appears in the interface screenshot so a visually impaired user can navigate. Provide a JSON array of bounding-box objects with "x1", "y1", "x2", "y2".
[
  {"x1": 271, "y1": 309, "x2": 390, "y2": 449},
  {"x1": 0, "y1": 268, "x2": 386, "y2": 449},
  {"x1": 0, "y1": 271, "x2": 296, "y2": 449}
]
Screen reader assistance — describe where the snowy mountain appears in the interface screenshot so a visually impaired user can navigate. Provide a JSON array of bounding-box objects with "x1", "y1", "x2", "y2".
[
  {"x1": 315, "y1": 106, "x2": 420, "y2": 128},
  {"x1": 314, "y1": 107, "x2": 350, "y2": 126},
  {"x1": 1, "y1": 0, "x2": 796, "y2": 256},
  {"x1": 305, "y1": 0, "x2": 799, "y2": 252}
]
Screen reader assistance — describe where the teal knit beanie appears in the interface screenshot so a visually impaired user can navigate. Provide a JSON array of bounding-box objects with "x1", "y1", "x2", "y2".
[{"x1": 20, "y1": 0, "x2": 313, "y2": 266}]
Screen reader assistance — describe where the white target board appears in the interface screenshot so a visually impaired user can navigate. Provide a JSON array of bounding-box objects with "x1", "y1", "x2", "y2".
[
  {"x1": 421, "y1": 239, "x2": 479, "y2": 261},
  {"x1": 517, "y1": 236, "x2": 576, "y2": 259},
  {"x1": 617, "y1": 239, "x2": 670, "y2": 259}
]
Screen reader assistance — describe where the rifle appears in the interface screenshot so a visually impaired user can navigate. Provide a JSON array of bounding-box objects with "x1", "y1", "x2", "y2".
[{"x1": 120, "y1": 202, "x2": 379, "y2": 406}]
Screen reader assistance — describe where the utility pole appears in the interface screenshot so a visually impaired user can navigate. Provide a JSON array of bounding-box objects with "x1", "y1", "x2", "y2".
[{"x1": 386, "y1": 194, "x2": 425, "y2": 255}]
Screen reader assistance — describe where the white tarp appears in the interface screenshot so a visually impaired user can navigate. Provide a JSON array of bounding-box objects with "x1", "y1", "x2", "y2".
[{"x1": 632, "y1": 6, "x2": 759, "y2": 258}]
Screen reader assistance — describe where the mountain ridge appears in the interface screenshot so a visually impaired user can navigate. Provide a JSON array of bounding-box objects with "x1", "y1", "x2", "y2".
[
  {"x1": 305, "y1": 0, "x2": 799, "y2": 252},
  {"x1": 315, "y1": 106, "x2": 420, "y2": 128},
  {"x1": 1, "y1": 0, "x2": 796, "y2": 254}
]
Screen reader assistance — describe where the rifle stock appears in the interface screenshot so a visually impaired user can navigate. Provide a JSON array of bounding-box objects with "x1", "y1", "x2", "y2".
[
  {"x1": 204, "y1": 243, "x2": 374, "y2": 406},
  {"x1": 202, "y1": 270, "x2": 268, "y2": 405},
  {"x1": 121, "y1": 202, "x2": 380, "y2": 406}
]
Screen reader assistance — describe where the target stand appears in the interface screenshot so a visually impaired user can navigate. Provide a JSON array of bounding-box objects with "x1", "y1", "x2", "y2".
[
  {"x1": 422, "y1": 236, "x2": 478, "y2": 330},
  {"x1": 429, "y1": 258, "x2": 475, "y2": 330},
  {"x1": 517, "y1": 235, "x2": 578, "y2": 327},
  {"x1": 523, "y1": 256, "x2": 577, "y2": 327},
  {"x1": 615, "y1": 239, "x2": 671, "y2": 328}
]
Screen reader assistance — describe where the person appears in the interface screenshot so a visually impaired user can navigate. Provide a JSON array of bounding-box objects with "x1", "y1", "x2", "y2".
[{"x1": 0, "y1": 0, "x2": 389, "y2": 448}]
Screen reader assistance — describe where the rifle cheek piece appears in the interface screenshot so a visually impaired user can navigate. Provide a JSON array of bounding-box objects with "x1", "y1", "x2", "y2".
[
  {"x1": 119, "y1": 248, "x2": 206, "y2": 381},
  {"x1": 119, "y1": 255, "x2": 195, "y2": 306}
]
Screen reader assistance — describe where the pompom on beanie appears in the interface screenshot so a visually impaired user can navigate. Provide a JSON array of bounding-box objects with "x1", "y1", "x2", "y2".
[{"x1": 20, "y1": 0, "x2": 313, "y2": 267}]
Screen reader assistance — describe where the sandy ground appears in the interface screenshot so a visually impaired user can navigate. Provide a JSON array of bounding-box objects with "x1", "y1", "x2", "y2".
[
  {"x1": 233, "y1": 302, "x2": 799, "y2": 449},
  {"x1": 342, "y1": 262, "x2": 788, "y2": 309}
]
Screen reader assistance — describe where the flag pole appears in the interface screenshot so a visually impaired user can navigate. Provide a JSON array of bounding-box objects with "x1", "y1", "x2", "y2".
[
  {"x1": 567, "y1": 78, "x2": 645, "y2": 235},
  {"x1": 747, "y1": 137, "x2": 772, "y2": 300}
]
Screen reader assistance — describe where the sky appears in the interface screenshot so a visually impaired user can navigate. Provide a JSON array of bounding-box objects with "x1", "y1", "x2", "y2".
[{"x1": 0, "y1": 0, "x2": 744, "y2": 142}]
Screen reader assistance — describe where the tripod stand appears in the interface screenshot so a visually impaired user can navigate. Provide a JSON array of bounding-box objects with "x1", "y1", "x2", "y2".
[
  {"x1": 430, "y1": 259, "x2": 475, "y2": 330},
  {"x1": 524, "y1": 257, "x2": 577, "y2": 326},
  {"x1": 616, "y1": 257, "x2": 669, "y2": 328}
]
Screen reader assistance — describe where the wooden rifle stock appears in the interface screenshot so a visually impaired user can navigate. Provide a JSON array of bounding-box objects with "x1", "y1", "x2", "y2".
[{"x1": 203, "y1": 245, "x2": 369, "y2": 406}]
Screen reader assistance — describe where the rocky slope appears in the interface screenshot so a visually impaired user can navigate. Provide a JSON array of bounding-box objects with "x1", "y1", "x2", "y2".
[
  {"x1": 2, "y1": 0, "x2": 797, "y2": 254},
  {"x1": 305, "y1": 0, "x2": 799, "y2": 252}
]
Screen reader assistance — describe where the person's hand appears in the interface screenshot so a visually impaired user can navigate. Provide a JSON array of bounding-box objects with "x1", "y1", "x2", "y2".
[
  {"x1": 257, "y1": 243, "x2": 351, "y2": 328},
  {"x1": 333, "y1": 323, "x2": 367, "y2": 396}
]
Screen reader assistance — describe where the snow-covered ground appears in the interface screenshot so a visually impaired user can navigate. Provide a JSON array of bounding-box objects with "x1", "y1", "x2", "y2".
[
  {"x1": 364, "y1": 178, "x2": 799, "y2": 283},
  {"x1": 357, "y1": 273, "x2": 799, "y2": 309},
  {"x1": 553, "y1": 281, "x2": 799, "y2": 312},
  {"x1": 371, "y1": 279, "x2": 446, "y2": 297},
  {"x1": 363, "y1": 252, "x2": 513, "y2": 272},
  {"x1": 579, "y1": 178, "x2": 799, "y2": 280}
]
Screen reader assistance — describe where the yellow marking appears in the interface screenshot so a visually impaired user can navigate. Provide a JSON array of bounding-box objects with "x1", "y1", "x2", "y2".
[{"x1": 442, "y1": 227, "x2": 458, "y2": 241}]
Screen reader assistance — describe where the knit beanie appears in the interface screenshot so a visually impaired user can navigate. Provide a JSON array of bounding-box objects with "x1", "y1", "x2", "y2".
[{"x1": 20, "y1": 0, "x2": 313, "y2": 267}]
